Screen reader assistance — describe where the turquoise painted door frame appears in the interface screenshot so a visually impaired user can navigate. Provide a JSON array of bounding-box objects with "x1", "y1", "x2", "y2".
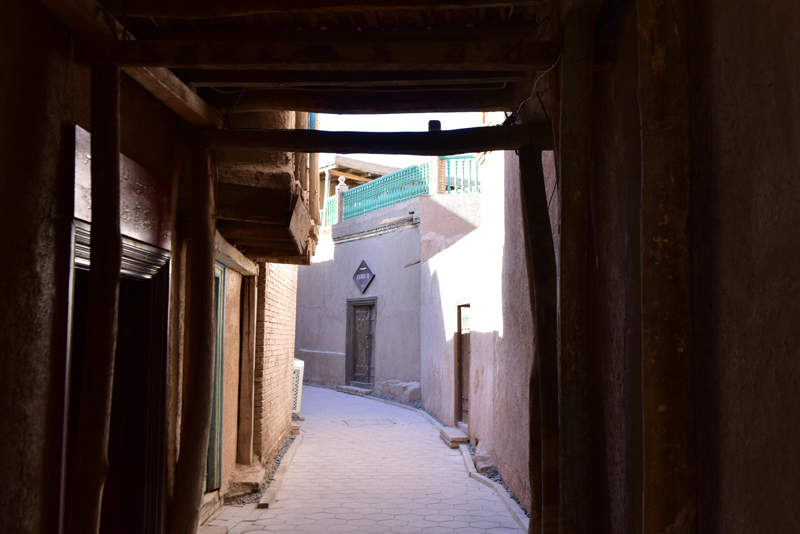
[{"x1": 206, "y1": 262, "x2": 226, "y2": 492}]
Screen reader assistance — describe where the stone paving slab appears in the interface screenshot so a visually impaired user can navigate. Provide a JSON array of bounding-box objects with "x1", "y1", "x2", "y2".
[{"x1": 206, "y1": 386, "x2": 524, "y2": 533}]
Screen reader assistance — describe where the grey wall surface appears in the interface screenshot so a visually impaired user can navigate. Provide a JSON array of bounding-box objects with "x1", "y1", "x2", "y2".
[{"x1": 296, "y1": 198, "x2": 422, "y2": 389}]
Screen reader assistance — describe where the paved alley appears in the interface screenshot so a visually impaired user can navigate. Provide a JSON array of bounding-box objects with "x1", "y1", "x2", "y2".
[{"x1": 206, "y1": 386, "x2": 525, "y2": 533}]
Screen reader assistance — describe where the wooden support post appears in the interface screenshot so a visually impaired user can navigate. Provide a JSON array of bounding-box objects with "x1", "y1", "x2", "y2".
[
  {"x1": 518, "y1": 145, "x2": 559, "y2": 534},
  {"x1": 168, "y1": 145, "x2": 216, "y2": 534},
  {"x1": 237, "y1": 275, "x2": 258, "y2": 464},
  {"x1": 636, "y1": 0, "x2": 697, "y2": 532},
  {"x1": 65, "y1": 61, "x2": 121, "y2": 534},
  {"x1": 309, "y1": 114, "x2": 320, "y2": 224},
  {"x1": 557, "y1": 10, "x2": 594, "y2": 534}
]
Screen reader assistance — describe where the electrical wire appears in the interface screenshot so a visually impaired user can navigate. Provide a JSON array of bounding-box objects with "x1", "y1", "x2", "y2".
[{"x1": 504, "y1": 52, "x2": 561, "y2": 126}]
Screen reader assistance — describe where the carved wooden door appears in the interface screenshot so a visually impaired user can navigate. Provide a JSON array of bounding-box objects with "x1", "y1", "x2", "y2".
[{"x1": 352, "y1": 304, "x2": 375, "y2": 385}]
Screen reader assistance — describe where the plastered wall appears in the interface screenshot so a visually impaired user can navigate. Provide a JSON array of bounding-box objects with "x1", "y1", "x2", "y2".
[{"x1": 295, "y1": 198, "x2": 422, "y2": 388}]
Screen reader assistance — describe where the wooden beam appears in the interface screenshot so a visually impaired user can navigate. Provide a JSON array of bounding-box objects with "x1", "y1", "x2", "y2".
[
  {"x1": 85, "y1": 38, "x2": 561, "y2": 71},
  {"x1": 39, "y1": 0, "x2": 223, "y2": 128},
  {"x1": 126, "y1": 67, "x2": 223, "y2": 128},
  {"x1": 103, "y1": 1, "x2": 546, "y2": 18},
  {"x1": 64, "y1": 60, "x2": 122, "y2": 534},
  {"x1": 205, "y1": 86, "x2": 515, "y2": 114},
  {"x1": 168, "y1": 145, "x2": 217, "y2": 534},
  {"x1": 637, "y1": 0, "x2": 697, "y2": 532},
  {"x1": 237, "y1": 275, "x2": 257, "y2": 465},
  {"x1": 558, "y1": 10, "x2": 594, "y2": 534},
  {"x1": 175, "y1": 69, "x2": 524, "y2": 88},
  {"x1": 331, "y1": 169, "x2": 374, "y2": 182},
  {"x1": 201, "y1": 124, "x2": 553, "y2": 155},
  {"x1": 518, "y1": 145, "x2": 559, "y2": 534}
]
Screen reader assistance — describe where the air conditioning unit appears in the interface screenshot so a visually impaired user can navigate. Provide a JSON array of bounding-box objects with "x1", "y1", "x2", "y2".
[{"x1": 292, "y1": 359, "x2": 305, "y2": 414}]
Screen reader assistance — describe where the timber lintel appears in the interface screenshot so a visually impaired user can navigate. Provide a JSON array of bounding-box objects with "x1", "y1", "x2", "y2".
[{"x1": 200, "y1": 124, "x2": 554, "y2": 155}]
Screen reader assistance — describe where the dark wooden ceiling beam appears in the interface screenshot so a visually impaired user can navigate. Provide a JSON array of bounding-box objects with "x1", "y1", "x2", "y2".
[
  {"x1": 103, "y1": 1, "x2": 545, "y2": 19},
  {"x1": 81, "y1": 38, "x2": 561, "y2": 71},
  {"x1": 176, "y1": 69, "x2": 523, "y2": 87},
  {"x1": 206, "y1": 86, "x2": 515, "y2": 114},
  {"x1": 200, "y1": 124, "x2": 553, "y2": 154},
  {"x1": 38, "y1": 0, "x2": 223, "y2": 128}
]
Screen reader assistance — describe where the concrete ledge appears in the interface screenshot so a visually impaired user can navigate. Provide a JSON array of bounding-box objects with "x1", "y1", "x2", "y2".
[
  {"x1": 198, "y1": 527, "x2": 227, "y2": 534},
  {"x1": 257, "y1": 435, "x2": 304, "y2": 509},
  {"x1": 458, "y1": 445, "x2": 530, "y2": 532},
  {"x1": 440, "y1": 426, "x2": 468, "y2": 448},
  {"x1": 336, "y1": 385, "x2": 373, "y2": 396}
]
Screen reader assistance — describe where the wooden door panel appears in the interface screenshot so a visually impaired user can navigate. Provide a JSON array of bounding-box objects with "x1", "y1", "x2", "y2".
[
  {"x1": 352, "y1": 304, "x2": 375, "y2": 384},
  {"x1": 460, "y1": 306, "x2": 471, "y2": 425}
]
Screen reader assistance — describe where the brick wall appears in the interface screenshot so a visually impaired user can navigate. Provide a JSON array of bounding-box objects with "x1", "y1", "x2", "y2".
[{"x1": 253, "y1": 262, "x2": 298, "y2": 468}]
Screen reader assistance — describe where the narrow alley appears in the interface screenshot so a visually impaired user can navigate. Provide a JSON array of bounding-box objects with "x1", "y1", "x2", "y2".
[{"x1": 206, "y1": 387, "x2": 524, "y2": 534}]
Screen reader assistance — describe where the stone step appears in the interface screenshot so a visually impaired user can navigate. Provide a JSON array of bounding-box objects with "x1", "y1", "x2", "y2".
[
  {"x1": 457, "y1": 421, "x2": 468, "y2": 434},
  {"x1": 440, "y1": 426, "x2": 468, "y2": 448},
  {"x1": 336, "y1": 385, "x2": 373, "y2": 397}
]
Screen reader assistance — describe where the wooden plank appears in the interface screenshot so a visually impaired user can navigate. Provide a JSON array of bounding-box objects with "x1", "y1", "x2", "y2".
[
  {"x1": 331, "y1": 170, "x2": 374, "y2": 183},
  {"x1": 176, "y1": 69, "x2": 523, "y2": 88},
  {"x1": 557, "y1": 10, "x2": 594, "y2": 534},
  {"x1": 168, "y1": 145, "x2": 217, "y2": 533},
  {"x1": 204, "y1": 86, "x2": 516, "y2": 114},
  {"x1": 38, "y1": 0, "x2": 222, "y2": 128},
  {"x1": 135, "y1": 23, "x2": 544, "y2": 43},
  {"x1": 64, "y1": 60, "x2": 122, "y2": 534},
  {"x1": 637, "y1": 0, "x2": 697, "y2": 532},
  {"x1": 177, "y1": 69, "x2": 523, "y2": 87},
  {"x1": 201, "y1": 124, "x2": 553, "y2": 155},
  {"x1": 103, "y1": 1, "x2": 547, "y2": 18},
  {"x1": 237, "y1": 275, "x2": 257, "y2": 465},
  {"x1": 86, "y1": 38, "x2": 561, "y2": 71}
]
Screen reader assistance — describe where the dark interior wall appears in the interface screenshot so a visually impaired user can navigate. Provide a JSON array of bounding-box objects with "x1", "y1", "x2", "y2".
[
  {"x1": 0, "y1": 3, "x2": 89, "y2": 532},
  {"x1": 588, "y1": 4, "x2": 643, "y2": 534},
  {"x1": 690, "y1": 1, "x2": 800, "y2": 532},
  {"x1": 0, "y1": 2, "x2": 185, "y2": 532}
]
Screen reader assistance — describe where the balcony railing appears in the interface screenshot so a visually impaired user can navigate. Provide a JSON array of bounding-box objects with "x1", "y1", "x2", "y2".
[
  {"x1": 319, "y1": 155, "x2": 480, "y2": 227},
  {"x1": 443, "y1": 155, "x2": 480, "y2": 194}
]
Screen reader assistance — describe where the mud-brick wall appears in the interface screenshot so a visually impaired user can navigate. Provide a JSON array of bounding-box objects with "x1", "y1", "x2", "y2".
[{"x1": 253, "y1": 262, "x2": 298, "y2": 468}]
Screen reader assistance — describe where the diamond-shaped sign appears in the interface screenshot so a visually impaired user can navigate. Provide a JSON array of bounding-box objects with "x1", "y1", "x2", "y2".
[{"x1": 353, "y1": 260, "x2": 375, "y2": 294}]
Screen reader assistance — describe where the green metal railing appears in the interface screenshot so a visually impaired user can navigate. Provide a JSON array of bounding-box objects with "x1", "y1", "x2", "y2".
[
  {"x1": 443, "y1": 155, "x2": 480, "y2": 194},
  {"x1": 318, "y1": 154, "x2": 480, "y2": 227},
  {"x1": 342, "y1": 163, "x2": 431, "y2": 221},
  {"x1": 320, "y1": 195, "x2": 337, "y2": 227}
]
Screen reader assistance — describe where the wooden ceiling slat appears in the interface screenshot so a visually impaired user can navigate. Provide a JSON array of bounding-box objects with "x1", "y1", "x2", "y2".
[
  {"x1": 204, "y1": 86, "x2": 517, "y2": 114},
  {"x1": 85, "y1": 38, "x2": 561, "y2": 71},
  {"x1": 102, "y1": 1, "x2": 546, "y2": 19},
  {"x1": 176, "y1": 69, "x2": 524, "y2": 87}
]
